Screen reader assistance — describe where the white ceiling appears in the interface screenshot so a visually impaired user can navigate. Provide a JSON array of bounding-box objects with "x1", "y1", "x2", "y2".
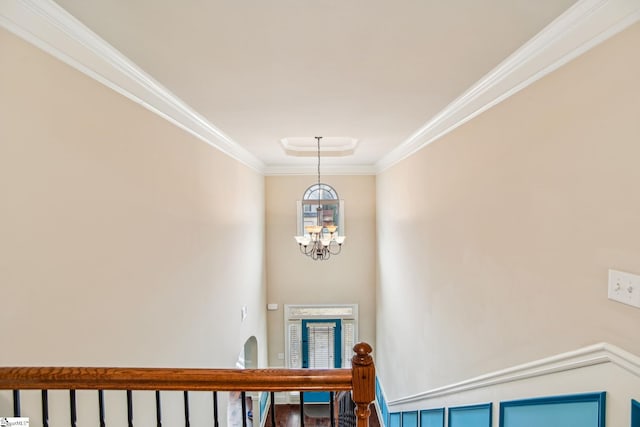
[
  {"x1": 2, "y1": 0, "x2": 639, "y2": 173},
  {"x1": 50, "y1": 0, "x2": 574, "y2": 166}
]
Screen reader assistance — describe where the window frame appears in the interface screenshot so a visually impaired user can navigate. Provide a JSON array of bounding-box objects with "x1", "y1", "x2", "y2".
[
  {"x1": 297, "y1": 183, "x2": 345, "y2": 236},
  {"x1": 284, "y1": 304, "x2": 358, "y2": 370}
]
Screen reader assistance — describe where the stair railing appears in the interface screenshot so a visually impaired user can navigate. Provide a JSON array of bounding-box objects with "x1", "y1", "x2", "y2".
[{"x1": 0, "y1": 342, "x2": 375, "y2": 427}]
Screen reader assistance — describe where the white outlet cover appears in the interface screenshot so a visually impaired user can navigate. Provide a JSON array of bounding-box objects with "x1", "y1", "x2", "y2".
[{"x1": 608, "y1": 269, "x2": 640, "y2": 308}]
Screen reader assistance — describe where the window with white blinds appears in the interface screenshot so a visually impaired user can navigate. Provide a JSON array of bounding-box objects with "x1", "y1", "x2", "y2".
[
  {"x1": 288, "y1": 321, "x2": 302, "y2": 368},
  {"x1": 342, "y1": 319, "x2": 356, "y2": 368},
  {"x1": 306, "y1": 322, "x2": 336, "y2": 368}
]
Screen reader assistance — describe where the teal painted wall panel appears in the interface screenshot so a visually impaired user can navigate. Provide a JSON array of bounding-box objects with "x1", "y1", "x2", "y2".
[
  {"x1": 402, "y1": 411, "x2": 418, "y2": 427},
  {"x1": 449, "y1": 404, "x2": 492, "y2": 427},
  {"x1": 421, "y1": 408, "x2": 445, "y2": 427},
  {"x1": 376, "y1": 377, "x2": 389, "y2": 426},
  {"x1": 259, "y1": 391, "x2": 268, "y2": 421},
  {"x1": 632, "y1": 399, "x2": 640, "y2": 427},
  {"x1": 503, "y1": 401, "x2": 598, "y2": 426},
  {"x1": 500, "y1": 392, "x2": 605, "y2": 427},
  {"x1": 389, "y1": 412, "x2": 401, "y2": 427}
]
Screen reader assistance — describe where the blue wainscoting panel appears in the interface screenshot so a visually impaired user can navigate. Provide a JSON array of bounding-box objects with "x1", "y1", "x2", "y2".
[
  {"x1": 500, "y1": 392, "x2": 605, "y2": 427},
  {"x1": 448, "y1": 403, "x2": 492, "y2": 427},
  {"x1": 402, "y1": 411, "x2": 418, "y2": 427},
  {"x1": 376, "y1": 377, "x2": 389, "y2": 426},
  {"x1": 632, "y1": 399, "x2": 640, "y2": 427},
  {"x1": 259, "y1": 391, "x2": 268, "y2": 422},
  {"x1": 389, "y1": 412, "x2": 401, "y2": 427},
  {"x1": 421, "y1": 408, "x2": 445, "y2": 427}
]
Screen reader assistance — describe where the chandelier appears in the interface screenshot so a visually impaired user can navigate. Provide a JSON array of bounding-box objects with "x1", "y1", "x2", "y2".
[{"x1": 294, "y1": 137, "x2": 345, "y2": 261}]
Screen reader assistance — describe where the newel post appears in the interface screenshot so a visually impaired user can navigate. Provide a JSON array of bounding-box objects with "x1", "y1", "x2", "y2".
[{"x1": 351, "y1": 342, "x2": 375, "y2": 427}]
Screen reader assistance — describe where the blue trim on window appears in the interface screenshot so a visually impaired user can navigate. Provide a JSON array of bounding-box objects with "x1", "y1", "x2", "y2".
[
  {"x1": 421, "y1": 408, "x2": 445, "y2": 427},
  {"x1": 301, "y1": 319, "x2": 341, "y2": 403},
  {"x1": 301, "y1": 318, "x2": 342, "y2": 368},
  {"x1": 389, "y1": 412, "x2": 402, "y2": 427},
  {"x1": 499, "y1": 392, "x2": 606, "y2": 427},
  {"x1": 632, "y1": 399, "x2": 640, "y2": 427},
  {"x1": 402, "y1": 411, "x2": 418, "y2": 427},
  {"x1": 448, "y1": 403, "x2": 492, "y2": 427}
]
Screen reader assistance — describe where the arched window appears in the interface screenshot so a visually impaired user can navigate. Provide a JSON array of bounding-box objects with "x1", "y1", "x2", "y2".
[{"x1": 297, "y1": 183, "x2": 344, "y2": 236}]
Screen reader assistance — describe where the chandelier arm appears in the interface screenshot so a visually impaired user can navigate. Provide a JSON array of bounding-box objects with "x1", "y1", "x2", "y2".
[
  {"x1": 318, "y1": 246, "x2": 328, "y2": 261},
  {"x1": 312, "y1": 244, "x2": 320, "y2": 260},
  {"x1": 327, "y1": 242, "x2": 342, "y2": 255}
]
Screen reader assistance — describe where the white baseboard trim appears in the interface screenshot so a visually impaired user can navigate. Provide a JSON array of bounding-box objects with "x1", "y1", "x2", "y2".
[{"x1": 388, "y1": 342, "x2": 640, "y2": 405}]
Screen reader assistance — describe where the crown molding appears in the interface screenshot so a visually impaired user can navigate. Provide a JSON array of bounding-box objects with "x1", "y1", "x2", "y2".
[
  {"x1": 264, "y1": 164, "x2": 377, "y2": 176},
  {"x1": 375, "y1": 0, "x2": 640, "y2": 174},
  {"x1": 0, "y1": 0, "x2": 264, "y2": 173},
  {"x1": 3, "y1": 0, "x2": 639, "y2": 176},
  {"x1": 388, "y1": 342, "x2": 640, "y2": 405}
]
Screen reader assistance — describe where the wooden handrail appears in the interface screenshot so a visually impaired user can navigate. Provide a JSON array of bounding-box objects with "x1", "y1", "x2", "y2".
[
  {"x1": 0, "y1": 367, "x2": 353, "y2": 391},
  {"x1": 0, "y1": 342, "x2": 376, "y2": 427}
]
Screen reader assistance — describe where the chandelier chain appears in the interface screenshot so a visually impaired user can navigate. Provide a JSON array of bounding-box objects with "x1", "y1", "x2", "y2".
[
  {"x1": 293, "y1": 135, "x2": 345, "y2": 260},
  {"x1": 316, "y1": 136, "x2": 321, "y2": 190}
]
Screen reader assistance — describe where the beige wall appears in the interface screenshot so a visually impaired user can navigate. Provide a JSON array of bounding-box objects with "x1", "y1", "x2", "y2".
[
  {"x1": 0, "y1": 27, "x2": 267, "y2": 373},
  {"x1": 265, "y1": 175, "x2": 376, "y2": 367},
  {"x1": 376, "y1": 20, "x2": 640, "y2": 405},
  {"x1": 4, "y1": 9, "x2": 640, "y2": 424}
]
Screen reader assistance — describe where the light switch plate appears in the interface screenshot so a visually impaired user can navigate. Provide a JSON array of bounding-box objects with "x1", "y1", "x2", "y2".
[{"x1": 608, "y1": 269, "x2": 640, "y2": 308}]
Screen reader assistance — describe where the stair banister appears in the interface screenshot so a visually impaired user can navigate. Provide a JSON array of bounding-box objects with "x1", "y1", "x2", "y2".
[{"x1": 0, "y1": 342, "x2": 376, "y2": 426}]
